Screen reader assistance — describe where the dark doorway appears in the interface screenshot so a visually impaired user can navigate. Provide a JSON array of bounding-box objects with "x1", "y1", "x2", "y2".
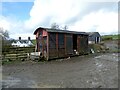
[
  {"x1": 95, "y1": 37, "x2": 99, "y2": 43},
  {"x1": 97, "y1": 37, "x2": 99, "y2": 43},
  {"x1": 73, "y1": 34, "x2": 77, "y2": 50}
]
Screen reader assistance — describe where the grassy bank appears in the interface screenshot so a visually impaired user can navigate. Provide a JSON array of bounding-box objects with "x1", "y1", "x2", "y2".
[{"x1": 101, "y1": 34, "x2": 120, "y2": 41}]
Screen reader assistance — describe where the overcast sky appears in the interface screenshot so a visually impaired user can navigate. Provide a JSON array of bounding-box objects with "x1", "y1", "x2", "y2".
[{"x1": 0, "y1": 0, "x2": 119, "y2": 39}]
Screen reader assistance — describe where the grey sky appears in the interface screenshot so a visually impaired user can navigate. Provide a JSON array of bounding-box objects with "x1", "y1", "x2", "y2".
[{"x1": 0, "y1": 0, "x2": 118, "y2": 39}]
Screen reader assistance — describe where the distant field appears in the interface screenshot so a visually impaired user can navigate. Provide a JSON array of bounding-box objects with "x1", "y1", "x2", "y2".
[
  {"x1": 31, "y1": 39, "x2": 36, "y2": 45},
  {"x1": 101, "y1": 34, "x2": 120, "y2": 40}
]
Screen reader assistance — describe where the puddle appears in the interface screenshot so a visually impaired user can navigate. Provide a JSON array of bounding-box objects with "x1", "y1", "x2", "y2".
[
  {"x1": 92, "y1": 81, "x2": 99, "y2": 86},
  {"x1": 2, "y1": 76, "x2": 21, "y2": 88},
  {"x1": 94, "y1": 55, "x2": 103, "y2": 59},
  {"x1": 94, "y1": 60, "x2": 103, "y2": 72},
  {"x1": 112, "y1": 53, "x2": 118, "y2": 56},
  {"x1": 96, "y1": 62, "x2": 103, "y2": 67},
  {"x1": 33, "y1": 83, "x2": 61, "y2": 88},
  {"x1": 2, "y1": 76, "x2": 37, "y2": 88},
  {"x1": 86, "y1": 80, "x2": 99, "y2": 88},
  {"x1": 94, "y1": 54, "x2": 118, "y2": 61}
]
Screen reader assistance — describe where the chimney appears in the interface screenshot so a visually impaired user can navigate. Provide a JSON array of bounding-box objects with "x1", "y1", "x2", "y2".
[
  {"x1": 19, "y1": 37, "x2": 21, "y2": 41},
  {"x1": 28, "y1": 37, "x2": 30, "y2": 41}
]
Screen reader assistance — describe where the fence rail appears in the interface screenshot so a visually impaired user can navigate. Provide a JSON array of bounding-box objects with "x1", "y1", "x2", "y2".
[{"x1": 2, "y1": 46, "x2": 35, "y2": 61}]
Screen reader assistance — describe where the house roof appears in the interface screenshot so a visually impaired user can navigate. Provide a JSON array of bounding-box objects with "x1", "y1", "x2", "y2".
[
  {"x1": 13, "y1": 40, "x2": 28, "y2": 43},
  {"x1": 86, "y1": 32, "x2": 100, "y2": 36},
  {"x1": 34, "y1": 27, "x2": 88, "y2": 35},
  {"x1": 12, "y1": 39, "x2": 33, "y2": 44},
  {"x1": 12, "y1": 40, "x2": 33, "y2": 47}
]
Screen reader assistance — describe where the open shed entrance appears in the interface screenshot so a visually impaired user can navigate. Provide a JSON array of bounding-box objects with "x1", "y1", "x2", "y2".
[
  {"x1": 73, "y1": 34, "x2": 77, "y2": 51},
  {"x1": 95, "y1": 37, "x2": 100, "y2": 43}
]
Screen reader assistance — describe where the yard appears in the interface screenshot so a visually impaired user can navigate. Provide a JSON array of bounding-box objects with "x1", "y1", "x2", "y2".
[{"x1": 1, "y1": 40, "x2": 119, "y2": 88}]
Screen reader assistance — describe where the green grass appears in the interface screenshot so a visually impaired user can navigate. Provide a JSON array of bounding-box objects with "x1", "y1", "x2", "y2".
[
  {"x1": 107, "y1": 48, "x2": 120, "y2": 53},
  {"x1": 2, "y1": 59, "x2": 23, "y2": 65},
  {"x1": 89, "y1": 44, "x2": 106, "y2": 53},
  {"x1": 31, "y1": 39, "x2": 36, "y2": 45},
  {"x1": 101, "y1": 34, "x2": 120, "y2": 41}
]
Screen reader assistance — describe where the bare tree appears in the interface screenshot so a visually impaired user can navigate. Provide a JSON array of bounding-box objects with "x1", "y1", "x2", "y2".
[
  {"x1": 51, "y1": 23, "x2": 60, "y2": 29},
  {"x1": 0, "y1": 27, "x2": 11, "y2": 51},
  {"x1": 0, "y1": 27, "x2": 9, "y2": 39},
  {"x1": 50, "y1": 23, "x2": 68, "y2": 30},
  {"x1": 63, "y1": 25, "x2": 68, "y2": 30}
]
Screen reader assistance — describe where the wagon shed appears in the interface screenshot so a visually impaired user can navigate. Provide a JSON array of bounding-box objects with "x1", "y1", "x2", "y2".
[
  {"x1": 87, "y1": 32, "x2": 101, "y2": 44},
  {"x1": 34, "y1": 27, "x2": 88, "y2": 60}
]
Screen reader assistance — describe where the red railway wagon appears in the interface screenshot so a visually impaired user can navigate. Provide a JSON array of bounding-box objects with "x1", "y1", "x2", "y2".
[{"x1": 34, "y1": 27, "x2": 88, "y2": 60}]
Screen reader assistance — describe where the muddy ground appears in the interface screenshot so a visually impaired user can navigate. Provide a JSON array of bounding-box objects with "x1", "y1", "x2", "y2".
[{"x1": 1, "y1": 40, "x2": 119, "y2": 88}]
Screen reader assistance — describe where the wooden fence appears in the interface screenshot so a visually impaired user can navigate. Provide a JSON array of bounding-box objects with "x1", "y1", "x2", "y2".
[{"x1": 2, "y1": 46, "x2": 35, "y2": 61}]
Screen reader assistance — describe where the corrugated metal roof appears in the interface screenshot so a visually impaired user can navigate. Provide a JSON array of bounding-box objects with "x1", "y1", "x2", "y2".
[
  {"x1": 34, "y1": 27, "x2": 88, "y2": 35},
  {"x1": 86, "y1": 32, "x2": 100, "y2": 36}
]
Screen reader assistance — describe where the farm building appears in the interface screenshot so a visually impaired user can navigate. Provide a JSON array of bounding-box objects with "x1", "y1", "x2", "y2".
[
  {"x1": 34, "y1": 27, "x2": 89, "y2": 60},
  {"x1": 87, "y1": 32, "x2": 101, "y2": 44},
  {"x1": 12, "y1": 37, "x2": 33, "y2": 47}
]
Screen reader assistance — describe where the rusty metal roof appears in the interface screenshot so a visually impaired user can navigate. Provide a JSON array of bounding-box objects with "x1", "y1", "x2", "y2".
[{"x1": 34, "y1": 27, "x2": 88, "y2": 35}]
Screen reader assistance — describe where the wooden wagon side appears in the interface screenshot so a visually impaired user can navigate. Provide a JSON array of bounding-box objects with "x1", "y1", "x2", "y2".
[{"x1": 34, "y1": 27, "x2": 89, "y2": 60}]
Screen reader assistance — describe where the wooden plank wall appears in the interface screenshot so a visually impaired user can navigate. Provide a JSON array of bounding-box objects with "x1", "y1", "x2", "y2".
[
  {"x1": 79, "y1": 35, "x2": 88, "y2": 55},
  {"x1": 66, "y1": 34, "x2": 73, "y2": 55},
  {"x1": 58, "y1": 33, "x2": 65, "y2": 57},
  {"x1": 49, "y1": 33, "x2": 58, "y2": 59},
  {"x1": 77, "y1": 36, "x2": 80, "y2": 53},
  {"x1": 49, "y1": 33, "x2": 73, "y2": 59},
  {"x1": 48, "y1": 33, "x2": 88, "y2": 59}
]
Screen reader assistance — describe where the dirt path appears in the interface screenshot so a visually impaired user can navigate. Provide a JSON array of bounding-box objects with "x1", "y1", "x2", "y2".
[{"x1": 2, "y1": 53, "x2": 118, "y2": 88}]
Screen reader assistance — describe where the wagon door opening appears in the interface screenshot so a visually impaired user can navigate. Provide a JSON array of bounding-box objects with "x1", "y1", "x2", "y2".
[
  {"x1": 73, "y1": 34, "x2": 77, "y2": 51},
  {"x1": 38, "y1": 30, "x2": 47, "y2": 58}
]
